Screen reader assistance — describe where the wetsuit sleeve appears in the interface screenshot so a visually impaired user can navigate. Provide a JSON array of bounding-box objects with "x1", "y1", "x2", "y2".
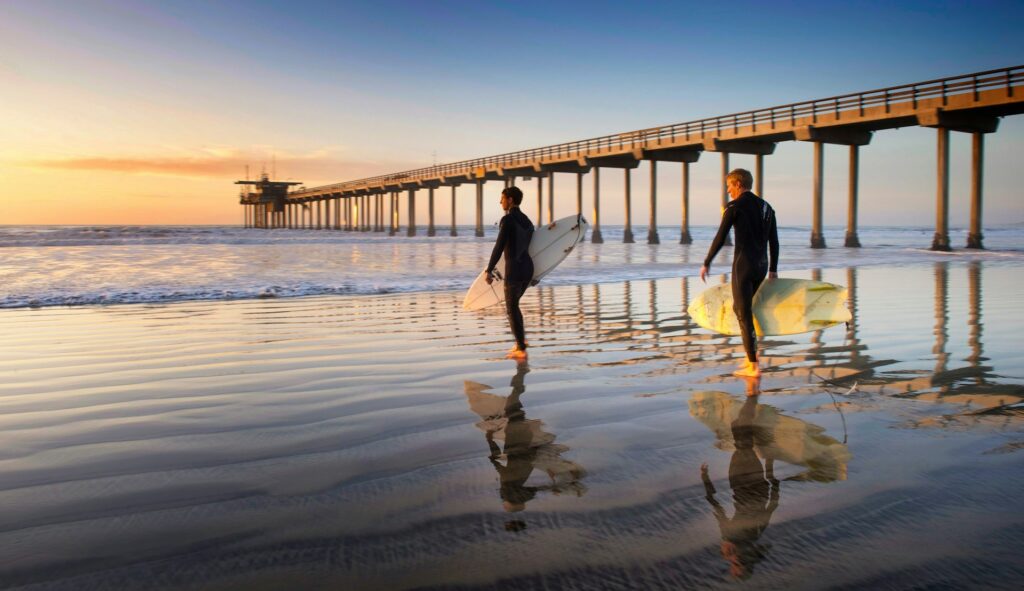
[
  {"x1": 703, "y1": 205, "x2": 736, "y2": 269},
  {"x1": 768, "y1": 209, "x2": 779, "y2": 273},
  {"x1": 486, "y1": 218, "x2": 508, "y2": 274}
]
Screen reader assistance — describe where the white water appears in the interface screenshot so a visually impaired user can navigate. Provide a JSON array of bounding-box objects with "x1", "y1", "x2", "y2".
[{"x1": 1, "y1": 224, "x2": 1021, "y2": 308}]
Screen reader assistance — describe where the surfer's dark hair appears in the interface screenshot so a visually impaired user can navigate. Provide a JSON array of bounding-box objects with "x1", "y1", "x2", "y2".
[{"x1": 502, "y1": 186, "x2": 524, "y2": 205}]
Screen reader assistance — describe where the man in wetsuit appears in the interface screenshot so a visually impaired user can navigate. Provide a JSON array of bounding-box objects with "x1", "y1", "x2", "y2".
[
  {"x1": 486, "y1": 186, "x2": 535, "y2": 360},
  {"x1": 700, "y1": 169, "x2": 779, "y2": 378}
]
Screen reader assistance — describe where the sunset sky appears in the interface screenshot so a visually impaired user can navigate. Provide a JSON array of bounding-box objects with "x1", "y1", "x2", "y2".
[{"x1": 2, "y1": 0, "x2": 1023, "y2": 226}]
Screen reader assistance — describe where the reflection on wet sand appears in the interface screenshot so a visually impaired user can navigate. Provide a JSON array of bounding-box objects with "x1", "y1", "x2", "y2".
[
  {"x1": 463, "y1": 363, "x2": 587, "y2": 525},
  {"x1": 691, "y1": 388, "x2": 851, "y2": 579},
  {"x1": 542, "y1": 263, "x2": 1020, "y2": 429}
]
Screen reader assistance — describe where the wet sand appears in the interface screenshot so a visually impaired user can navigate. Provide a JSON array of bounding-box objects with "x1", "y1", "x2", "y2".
[{"x1": 1, "y1": 261, "x2": 1022, "y2": 590}]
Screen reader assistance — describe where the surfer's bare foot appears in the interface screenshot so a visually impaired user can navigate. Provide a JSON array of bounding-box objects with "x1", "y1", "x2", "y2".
[
  {"x1": 505, "y1": 346, "x2": 528, "y2": 360},
  {"x1": 733, "y1": 361, "x2": 761, "y2": 379}
]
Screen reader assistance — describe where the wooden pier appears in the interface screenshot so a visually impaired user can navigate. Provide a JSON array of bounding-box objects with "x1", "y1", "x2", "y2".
[{"x1": 240, "y1": 66, "x2": 1024, "y2": 250}]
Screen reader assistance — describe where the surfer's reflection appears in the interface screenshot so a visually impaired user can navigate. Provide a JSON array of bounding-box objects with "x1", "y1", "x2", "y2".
[
  {"x1": 463, "y1": 364, "x2": 586, "y2": 523},
  {"x1": 691, "y1": 388, "x2": 851, "y2": 579}
]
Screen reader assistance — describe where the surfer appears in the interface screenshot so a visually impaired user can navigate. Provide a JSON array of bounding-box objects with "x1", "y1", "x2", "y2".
[
  {"x1": 700, "y1": 169, "x2": 779, "y2": 378},
  {"x1": 486, "y1": 186, "x2": 535, "y2": 360}
]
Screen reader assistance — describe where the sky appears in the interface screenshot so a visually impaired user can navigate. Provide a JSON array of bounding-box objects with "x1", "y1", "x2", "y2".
[{"x1": 2, "y1": 0, "x2": 1023, "y2": 226}]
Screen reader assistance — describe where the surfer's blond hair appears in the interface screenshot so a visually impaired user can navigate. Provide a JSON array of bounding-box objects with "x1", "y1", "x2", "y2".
[{"x1": 726, "y1": 169, "x2": 753, "y2": 190}]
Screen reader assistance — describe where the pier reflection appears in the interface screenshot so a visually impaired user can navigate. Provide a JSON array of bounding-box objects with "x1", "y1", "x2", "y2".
[
  {"x1": 690, "y1": 387, "x2": 851, "y2": 579},
  {"x1": 532, "y1": 262, "x2": 1020, "y2": 427},
  {"x1": 463, "y1": 364, "x2": 587, "y2": 524}
]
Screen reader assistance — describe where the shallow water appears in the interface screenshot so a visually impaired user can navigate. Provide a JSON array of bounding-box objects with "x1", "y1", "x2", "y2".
[
  {"x1": 2, "y1": 224, "x2": 1022, "y2": 308},
  {"x1": 0, "y1": 260, "x2": 1021, "y2": 590}
]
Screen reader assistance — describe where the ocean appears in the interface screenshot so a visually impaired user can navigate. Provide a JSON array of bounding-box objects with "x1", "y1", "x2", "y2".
[{"x1": 2, "y1": 224, "x2": 1022, "y2": 309}]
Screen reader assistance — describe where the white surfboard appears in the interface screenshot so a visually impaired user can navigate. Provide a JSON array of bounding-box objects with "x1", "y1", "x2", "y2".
[{"x1": 463, "y1": 214, "x2": 589, "y2": 311}]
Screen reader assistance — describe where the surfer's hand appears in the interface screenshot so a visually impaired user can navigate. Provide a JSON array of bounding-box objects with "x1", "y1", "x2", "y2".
[
  {"x1": 699, "y1": 265, "x2": 709, "y2": 284},
  {"x1": 768, "y1": 272, "x2": 778, "y2": 280},
  {"x1": 485, "y1": 272, "x2": 493, "y2": 285}
]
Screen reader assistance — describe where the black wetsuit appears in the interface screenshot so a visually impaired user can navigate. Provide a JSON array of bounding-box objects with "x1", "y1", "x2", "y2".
[
  {"x1": 704, "y1": 191, "x2": 779, "y2": 362},
  {"x1": 487, "y1": 208, "x2": 535, "y2": 349}
]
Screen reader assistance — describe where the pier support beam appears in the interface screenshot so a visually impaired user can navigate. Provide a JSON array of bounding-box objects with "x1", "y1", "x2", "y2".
[
  {"x1": 450, "y1": 186, "x2": 458, "y2": 237},
  {"x1": 647, "y1": 161, "x2": 659, "y2": 244},
  {"x1": 535, "y1": 177, "x2": 543, "y2": 226},
  {"x1": 428, "y1": 187, "x2": 436, "y2": 236},
  {"x1": 623, "y1": 168, "x2": 634, "y2": 243},
  {"x1": 576, "y1": 172, "x2": 583, "y2": 216},
  {"x1": 378, "y1": 194, "x2": 385, "y2": 232},
  {"x1": 389, "y1": 193, "x2": 396, "y2": 236},
  {"x1": 324, "y1": 199, "x2": 331, "y2": 231},
  {"x1": 720, "y1": 153, "x2": 732, "y2": 246},
  {"x1": 407, "y1": 189, "x2": 417, "y2": 236},
  {"x1": 811, "y1": 142, "x2": 827, "y2": 248},
  {"x1": 932, "y1": 128, "x2": 951, "y2": 251},
  {"x1": 592, "y1": 168, "x2": 604, "y2": 243},
  {"x1": 680, "y1": 161, "x2": 692, "y2": 244},
  {"x1": 547, "y1": 173, "x2": 555, "y2": 225},
  {"x1": 846, "y1": 146, "x2": 862, "y2": 247},
  {"x1": 316, "y1": 200, "x2": 322, "y2": 230},
  {"x1": 475, "y1": 181, "x2": 484, "y2": 237},
  {"x1": 755, "y1": 154, "x2": 764, "y2": 198},
  {"x1": 967, "y1": 133, "x2": 985, "y2": 249}
]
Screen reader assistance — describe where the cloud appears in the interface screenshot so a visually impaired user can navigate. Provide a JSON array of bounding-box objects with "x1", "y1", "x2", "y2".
[{"x1": 22, "y1": 148, "x2": 419, "y2": 185}]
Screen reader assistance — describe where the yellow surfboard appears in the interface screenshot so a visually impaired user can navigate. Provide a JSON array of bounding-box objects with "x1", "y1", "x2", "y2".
[{"x1": 687, "y1": 278, "x2": 851, "y2": 337}]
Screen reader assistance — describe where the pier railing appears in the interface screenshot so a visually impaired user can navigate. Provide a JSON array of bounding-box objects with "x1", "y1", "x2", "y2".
[{"x1": 293, "y1": 65, "x2": 1024, "y2": 197}]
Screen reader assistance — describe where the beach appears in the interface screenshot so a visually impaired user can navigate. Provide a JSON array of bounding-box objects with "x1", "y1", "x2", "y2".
[{"x1": 1, "y1": 227, "x2": 1023, "y2": 590}]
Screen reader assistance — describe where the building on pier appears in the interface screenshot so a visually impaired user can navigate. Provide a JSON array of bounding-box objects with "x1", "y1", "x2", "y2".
[{"x1": 237, "y1": 174, "x2": 302, "y2": 229}]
